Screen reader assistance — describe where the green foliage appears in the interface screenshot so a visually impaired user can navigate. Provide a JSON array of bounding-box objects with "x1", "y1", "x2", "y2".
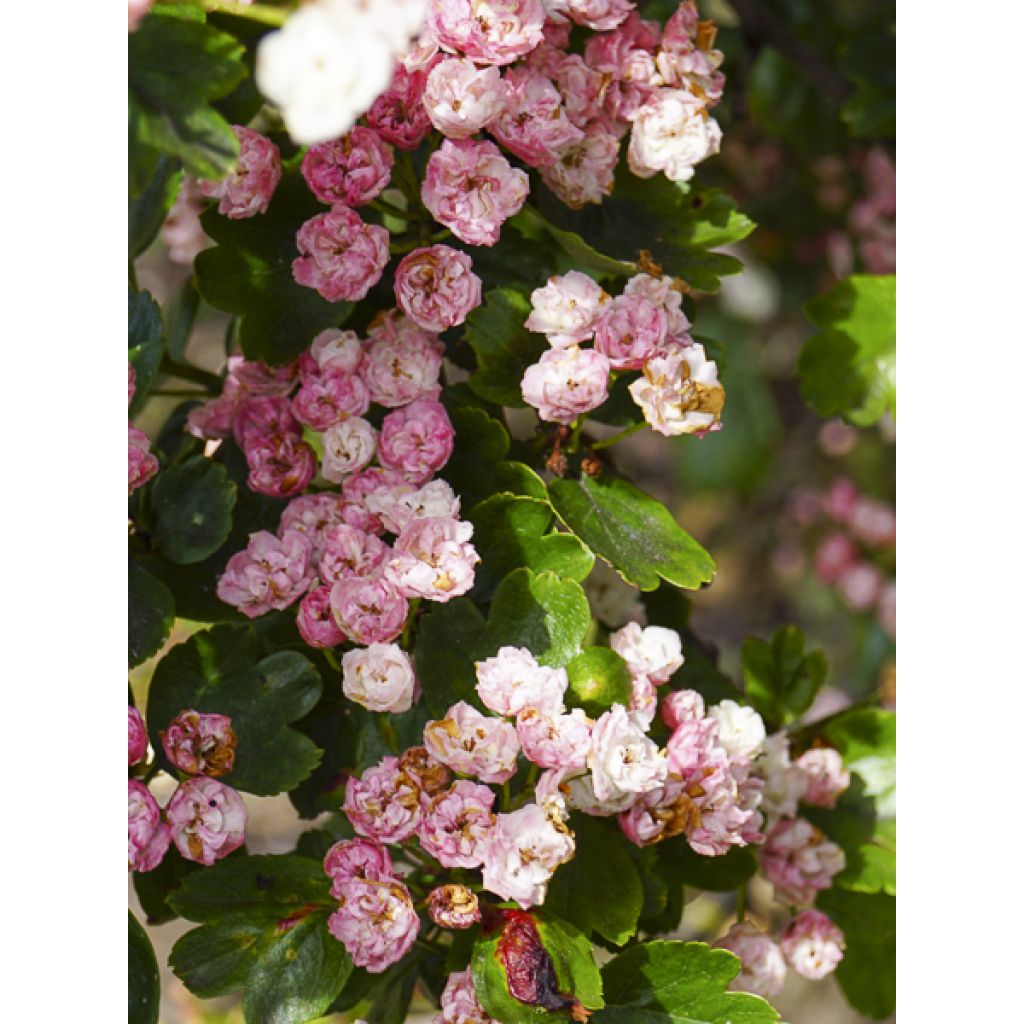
[
  {"x1": 129, "y1": 156, "x2": 183, "y2": 261},
  {"x1": 841, "y1": 30, "x2": 896, "y2": 138},
  {"x1": 549, "y1": 473, "x2": 716, "y2": 592},
  {"x1": 742, "y1": 625, "x2": 828, "y2": 728},
  {"x1": 128, "y1": 287, "x2": 165, "y2": 416},
  {"x1": 150, "y1": 456, "x2": 237, "y2": 564},
  {"x1": 128, "y1": 559, "x2": 175, "y2": 667},
  {"x1": 595, "y1": 940, "x2": 780, "y2": 1023},
  {"x1": 147, "y1": 624, "x2": 323, "y2": 795},
  {"x1": 799, "y1": 274, "x2": 896, "y2": 426},
  {"x1": 565, "y1": 647, "x2": 633, "y2": 716},
  {"x1": 414, "y1": 598, "x2": 490, "y2": 716},
  {"x1": 515, "y1": 204, "x2": 638, "y2": 279},
  {"x1": 163, "y1": 275, "x2": 201, "y2": 362},
  {"x1": 128, "y1": 912, "x2": 160, "y2": 1024}
]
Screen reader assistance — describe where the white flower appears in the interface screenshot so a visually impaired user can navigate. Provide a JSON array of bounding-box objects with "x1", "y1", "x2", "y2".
[
  {"x1": 321, "y1": 417, "x2": 377, "y2": 482},
  {"x1": 342, "y1": 642, "x2": 417, "y2": 713},
  {"x1": 609, "y1": 622, "x2": 684, "y2": 684},
  {"x1": 587, "y1": 704, "x2": 667, "y2": 803},
  {"x1": 708, "y1": 700, "x2": 766, "y2": 760},
  {"x1": 368, "y1": 478, "x2": 461, "y2": 535},
  {"x1": 524, "y1": 271, "x2": 609, "y2": 348},
  {"x1": 629, "y1": 341, "x2": 724, "y2": 437},
  {"x1": 627, "y1": 89, "x2": 722, "y2": 183},
  {"x1": 475, "y1": 646, "x2": 568, "y2": 717},
  {"x1": 754, "y1": 733, "x2": 807, "y2": 824}
]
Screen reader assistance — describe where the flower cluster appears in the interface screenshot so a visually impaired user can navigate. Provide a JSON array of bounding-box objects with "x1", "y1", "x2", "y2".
[
  {"x1": 519, "y1": 270, "x2": 725, "y2": 434},
  {"x1": 128, "y1": 707, "x2": 247, "y2": 871},
  {"x1": 128, "y1": 364, "x2": 158, "y2": 494}
]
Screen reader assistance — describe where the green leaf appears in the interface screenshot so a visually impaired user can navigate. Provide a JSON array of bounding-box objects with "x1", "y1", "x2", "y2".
[
  {"x1": 472, "y1": 912, "x2": 604, "y2": 1023},
  {"x1": 565, "y1": 647, "x2": 632, "y2": 716},
  {"x1": 816, "y1": 888, "x2": 895, "y2": 1019},
  {"x1": 129, "y1": 287, "x2": 166, "y2": 415},
  {"x1": 133, "y1": 845, "x2": 198, "y2": 925},
  {"x1": 195, "y1": 173, "x2": 354, "y2": 365},
  {"x1": 414, "y1": 598, "x2": 489, "y2": 717},
  {"x1": 595, "y1": 940, "x2": 779, "y2": 1023},
  {"x1": 129, "y1": 912, "x2": 160, "y2": 1024},
  {"x1": 150, "y1": 456, "x2": 238, "y2": 564},
  {"x1": 163, "y1": 275, "x2": 201, "y2": 362},
  {"x1": 741, "y1": 626, "x2": 827, "y2": 728},
  {"x1": 516, "y1": 205, "x2": 637, "y2": 278},
  {"x1": 463, "y1": 288, "x2": 548, "y2": 406},
  {"x1": 546, "y1": 816, "x2": 643, "y2": 945},
  {"x1": 129, "y1": 156, "x2": 183, "y2": 261},
  {"x1": 129, "y1": 559, "x2": 175, "y2": 667},
  {"x1": 549, "y1": 474, "x2": 716, "y2": 592},
  {"x1": 487, "y1": 568, "x2": 591, "y2": 668},
  {"x1": 840, "y1": 31, "x2": 896, "y2": 138},
  {"x1": 798, "y1": 274, "x2": 896, "y2": 427},
  {"x1": 469, "y1": 494, "x2": 594, "y2": 600},
  {"x1": 128, "y1": 13, "x2": 246, "y2": 185},
  {"x1": 659, "y1": 835, "x2": 758, "y2": 893},
  {"x1": 147, "y1": 624, "x2": 323, "y2": 795}
]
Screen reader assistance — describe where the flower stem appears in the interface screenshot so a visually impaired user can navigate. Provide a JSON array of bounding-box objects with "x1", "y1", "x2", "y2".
[
  {"x1": 591, "y1": 421, "x2": 646, "y2": 450},
  {"x1": 735, "y1": 883, "x2": 747, "y2": 922},
  {"x1": 566, "y1": 418, "x2": 585, "y2": 454},
  {"x1": 159, "y1": 356, "x2": 222, "y2": 392},
  {"x1": 322, "y1": 649, "x2": 341, "y2": 672},
  {"x1": 202, "y1": 1, "x2": 289, "y2": 26}
]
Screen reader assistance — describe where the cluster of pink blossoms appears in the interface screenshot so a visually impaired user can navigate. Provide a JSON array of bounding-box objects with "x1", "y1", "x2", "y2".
[
  {"x1": 128, "y1": 364, "x2": 159, "y2": 494},
  {"x1": 518, "y1": 269, "x2": 725, "y2": 433},
  {"x1": 128, "y1": 707, "x2": 247, "y2": 871}
]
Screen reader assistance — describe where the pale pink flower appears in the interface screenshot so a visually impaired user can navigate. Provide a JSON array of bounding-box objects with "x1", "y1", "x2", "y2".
[
  {"x1": 217, "y1": 530, "x2": 315, "y2": 618},
  {"x1": 301, "y1": 127, "x2": 394, "y2": 208},
  {"x1": 324, "y1": 838, "x2": 394, "y2": 897},
  {"x1": 198, "y1": 126, "x2": 281, "y2": 219},
  {"x1": 629, "y1": 341, "x2": 725, "y2": 436},
  {"x1": 848, "y1": 497, "x2": 896, "y2": 548},
  {"x1": 321, "y1": 417, "x2": 379, "y2": 482},
  {"x1": 878, "y1": 581, "x2": 896, "y2": 639},
  {"x1": 480, "y1": 803, "x2": 575, "y2": 907},
  {"x1": 330, "y1": 576, "x2": 409, "y2": 645},
  {"x1": 660, "y1": 688, "x2": 705, "y2": 729},
  {"x1": 428, "y1": 0, "x2": 546, "y2": 65},
  {"x1": 628, "y1": 89, "x2": 721, "y2": 182},
  {"x1": 363, "y1": 315, "x2": 444, "y2": 407},
  {"x1": 814, "y1": 532, "x2": 858, "y2": 585},
  {"x1": 128, "y1": 423, "x2": 159, "y2": 494},
  {"x1": 822, "y1": 478, "x2": 858, "y2": 523},
  {"x1": 297, "y1": 585, "x2": 347, "y2": 648},
  {"x1": 343, "y1": 642, "x2": 418, "y2": 713},
  {"x1": 228, "y1": 356, "x2": 299, "y2": 397},
  {"x1": 309, "y1": 328, "x2": 364, "y2": 375},
  {"x1": 366, "y1": 478, "x2": 460, "y2": 535},
  {"x1": 540, "y1": 125, "x2": 620, "y2": 208},
  {"x1": 490, "y1": 67, "x2": 583, "y2": 167},
  {"x1": 796, "y1": 748, "x2": 850, "y2": 809},
  {"x1": 367, "y1": 62, "x2": 434, "y2": 150},
  {"x1": 128, "y1": 780, "x2": 171, "y2": 872},
  {"x1": 162, "y1": 176, "x2": 210, "y2": 265},
  {"x1": 516, "y1": 707, "x2": 592, "y2": 770},
  {"x1": 418, "y1": 779, "x2": 497, "y2": 867},
  {"x1": 754, "y1": 733, "x2": 807, "y2": 825},
  {"x1": 279, "y1": 492, "x2": 350, "y2": 562},
  {"x1": 292, "y1": 207, "x2": 390, "y2": 302},
  {"x1": 521, "y1": 346, "x2": 610, "y2": 424},
  {"x1": 128, "y1": 707, "x2": 148, "y2": 766},
  {"x1": 378, "y1": 399, "x2": 455, "y2": 483},
  {"x1": 714, "y1": 922, "x2": 786, "y2": 998},
  {"x1": 665, "y1": 715, "x2": 718, "y2": 779},
  {"x1": 166, "y1": 777, "x2": 247, "y2": 866},
  {"x1": 594, "y1": 293, "x2": 669, "y2": 370},
  {"x1": 387, "y1": 516, "x2": 480, "y2": 601},
  {"x1": 624, "y1": 272, "x2": 690, "y2": 335},
  {"x1": 554, "y1": 54, "x2": 606, "y2": 128},
  {"x1": 588, "y1": 704, "x2": 667, "y2": 805},
  {"x1": 525, "y1": 271, "x2": 608, "y2": 347},
  {"x1": 328, "y1": 877, "x2": 420, "y2": 972},
  {"x1": 292, "y1": 370, "x2": 370, "y2": 431},
  {"x1": 422, "y1": 138, "x2": 529, "y2": 247},
  {"x1": 618, "y1": 775, "x2": 698, "y2": 846},
  {"x1": 708, "y1": 700, "x2": 766, "y2": 761},
  {"x1": 436, "y1": 968, "x2": 494, "y2": 1024},
  {"x1": 837, "y1": 562, "x2": 883, "y2": 612},
  {"x1": 657, "y1": 3, "x2": 725, "y2": 106},
  {"x1": 628, "y1": 674, "x2": 658, "y2": 729},
  {"x1": 475, "y1": 646, "x2": 568, "y2": 717},
  {"x1": 188, "y1": 395, "x2": 240, "y2": 440},
  {"x1": 233, "y1": 396, "x2": 299, "y2": 450},
  {"x1": 423, "y1": 701, "x2": 521, "y2": 783},
  {"x1": 161, "y1": 710, "x2": 237, "y2": 777},
  {"x1": 428, "y1": 885, "x2": 481, "y2": 929},
  {"x1": 609, "y1": 623, "x2": 683, "y2": 684},
  {"x1": 128, "y1": 0, "x2": 153, "y2": 33},
  {"x1": 760, "y1": 816, "x2": 846, "y2": 906},
  {"x1": 423, "y1": 57, "x2": 507, "y2": 138},
  {"x1": 780, "y1": 909, "x2": 845, "y2": 980},
  {"x1": 320, "y1": 524, "x2": 390, "y2": 584},
  {"x1": 566, "y1": 0, "x2": 633, "y2": 31},
  {"x1": 245, "y1": 432, "x2": 318, "y2": 498},
  {"x1": 344, "y1": 756, "x2": 424, "y2": 843},
  {"x1": 342, "y1": 466, "x2": 411, "y2": 534},
  {"x1": 394, "y1": 245, "x2": 482, "y2": 331}
]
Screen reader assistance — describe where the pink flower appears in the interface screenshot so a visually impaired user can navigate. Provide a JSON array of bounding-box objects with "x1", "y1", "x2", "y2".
[
  {"x1": 321, "y1": 417, "x2": 379, "y2": 482},
  {"x1": 525, "y1": 271, "x2": 608, "y2": 347},
  {"x1": 128, "y1": 780, "x2": 171, "y2": 872},
  {"x1": 422, "y1": 138, "x2": 529, "y2": 247},
  {"x1": 366, "y1": 478, "x2": 460, "y2": 535},
  {"x1": 128, "y1": 423, "x2": 159, "y2": 494},
  {"x1": 795, "y1": 748, "x2": 851, "y2": 809},
  {"x1": 308, "y1": 329, "x2": 364, "y2": 376},
  {"x1": 363, "y1": 315, "x2": 444, "y2": 408},
  {"x1": 162, "y1": 176, "x2": 210, "y2": 265},
  {"x1": 342, "y1": 642, "x2": 418, "y2": 713},
  {"x1": 323, "y1": 838, "x2": 394, "y2": 898},
  {"x1": 760, "y1": 816, "x2": 846, "y2": 906},
  {"x1": 128, "y1": 363, "x2": 137, "y2": 405},
  {"x1": 428, "y1": 885, "x2": 481, "y2": 929},
  {"x1": 754, "y1": 733, "x2": 807, "y2": 825},
  {"x1": 836, "y1": 562, "x2": 883, "y2": 612},
  {"x1": 521, "y1": 346, "x2": 610, "y2": 424},
  {"x1": 660, "y1": 688, "x2": 705, "y2": 729},
  {"x1": 436, "y1": 969, "x2": 494, "y2": 1024},
  {"x1": 554, "y1": 55, "x2": 606, "y2": 128},
  {"x1": 517, "y1": 707, "x2": 592, "y2": 770},
  {"x1": 245, "y1": 432, "x2": 318, "y2": 498},
  {"x1": 394, "y1": 245, "x2": 482, "y2": 332},
  {"x1": 160, "y1": 710, "x2": 237, "y2": 777},
  {"x1": 878, "y1": 580, "x2": 896, "y2": 638},
  {"x1": 714, "y1": 922, "x2": 786, "y2": 998},
  {"x1": 629, "y1": 341, "x2": 725, "y2": 436},
  {"x1": 475, "y1": 645, "x2": 568, "y2": 716},
  {"x1": 328, "y1": 877, "x2": 420, "y2": 972},
  {"x1": 618, "y1": 775, "x2": 700, "y2": 847},
  {"x1": 166, "y1": 777, "x2": 247, "y2": 866},
  {"x1": 292, "y1": 207, "x2": 390, "y2": 302},
  {"x1": 848, "y1": 497, "x2": 896, "y2": 548},
  {"x1": 424, "y1": 701, "x2": 521, "y2": 782},
  {"x1": 320, "y1": 524, "x2": 390, "y2": 584},
  {"x1": 378, "y1": 399, "x2": 455, "y2": 483},
  {"x1": 658, "y1": 3, "x2": 725, "y2": 107},
  {"x1": 128, "y1": 707, "x2": 148, "y2": 766},
  {"x1": 813, "y1": 532, "x2": 858, "y2": 585},
  {"x1": 822, "y1": 478, "x2": 859, "y2": 522},
  {"x1": 594, "y1": 293, "x2": 669, "y2": 370},
  {"x1": 780, "y1": 909, "x2": 845, "y2": 980},
  {"x1": 387, "y1": 516, "x2": 479, "y2": 601},
  {"x1": 228, "y1": 357, "x2": 299, "y2": 397},
  {"x1": 428, "y1": 0, "x2": 546, "y2": 65},
  {"x1": 301, "y1": 127, "x2": 394, "y2": 208},
  {"x1": 540, "y1": 125, "x2": 620, "y2": 208},
  {"x1": 367, "y1": 63, "x2": 434, "y2": 150},
  {"x1": 628, "y1": 89, "x2": 722, "y2": 183},
  {"x1": 423, "y1": 58, "x2": 507, "y2": 139},
  {"x1": 344, "y1": 756, "x2": 423, "y2": 843},
  {"x1": 296, "y1": 586, "x2": 347, "y2": 648},
  {"x1": 628, "y1": 674, "x2": 658, "y2": 729},
  {"x1": 233, "y1": 395, "x2": 299, "y2": 450},
  {"x1": 198, "y1": 126, "x2": 281, "y2": 219},
  {"x1": 624, "y1": 272, "x2": 690, "y2": 335},
  {"x1": 566, "y1": 0, "x2": 634, "y2": 32},
  {"x1": 418, "y1": 779, "x2": 497, "y2": 867},
  {"x1": 490, "y1": 68, "x2": 583, "y2": 168},
  {"x1": 588, "y1": 704, "x2": 667, "y2": 805},
  {"x1": 480, "y1": 803, "x2": 575, "y2": 907},
  {"x1": 330, "y1": 576, "x2": 409, "y2": 645},
  {"x1": 279, "y1": 492, "x2": 350, "y2": 561},
  {"x1": 291, "y1": 370, "x2": 370, "y2": 431},
  {"x1": 217, "y1": 530, "x2": 315, "y2": 618},
  {"x1": 343, "y1": 466, "x2": 411, "y2": 534}
]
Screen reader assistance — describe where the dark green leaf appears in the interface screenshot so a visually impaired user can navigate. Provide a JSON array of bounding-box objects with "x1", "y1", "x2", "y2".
[
  {"x1": 840, "y1": 31, "x2": 896, "y2": 138},
  {"x1": 133, "y1": 845, "x2": 198, "y2": 925},
  {"x1": 741, "y1": 626, "x2": 827, "y2": 728},
  {"x1": 150, "y1": 456, "x2": 237, "y2": 564},
  {"x1": 129, "y1": 287, "x2": 165, "y2": 415},
  {"x1": 414, "y1": 598, "x2": 489, "y2": 716},
  {"x1": 658, "y1": 835, "x2": 758, "y2": 893},
  {"x1": 164, "y1": 275, "x2": 201, "y2": 362},
  {"x1": 565, "y1": 647, "x2": 632, "y2": 716},
  {"x1": 516, "y1": 204, "x2": 637, "y2": 278},
  {"x1": 129, "y1": 912, "x2": 160, "y2": 1024},
  {"x1": 129, "y1": 156, "x2": 183, "y2": 261},
  {"x1": 147, "y1": 624, "x2": 323, "y2": 795},
  {"x1": 195, "y1": 173, "x2": 353, "y2": 365},
  {"x1": 549, "y1": 474, "x2": 716, "y2": 592},
  {"x1": 128, "y1": 559, "x2": 175, "y2": 667}
]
